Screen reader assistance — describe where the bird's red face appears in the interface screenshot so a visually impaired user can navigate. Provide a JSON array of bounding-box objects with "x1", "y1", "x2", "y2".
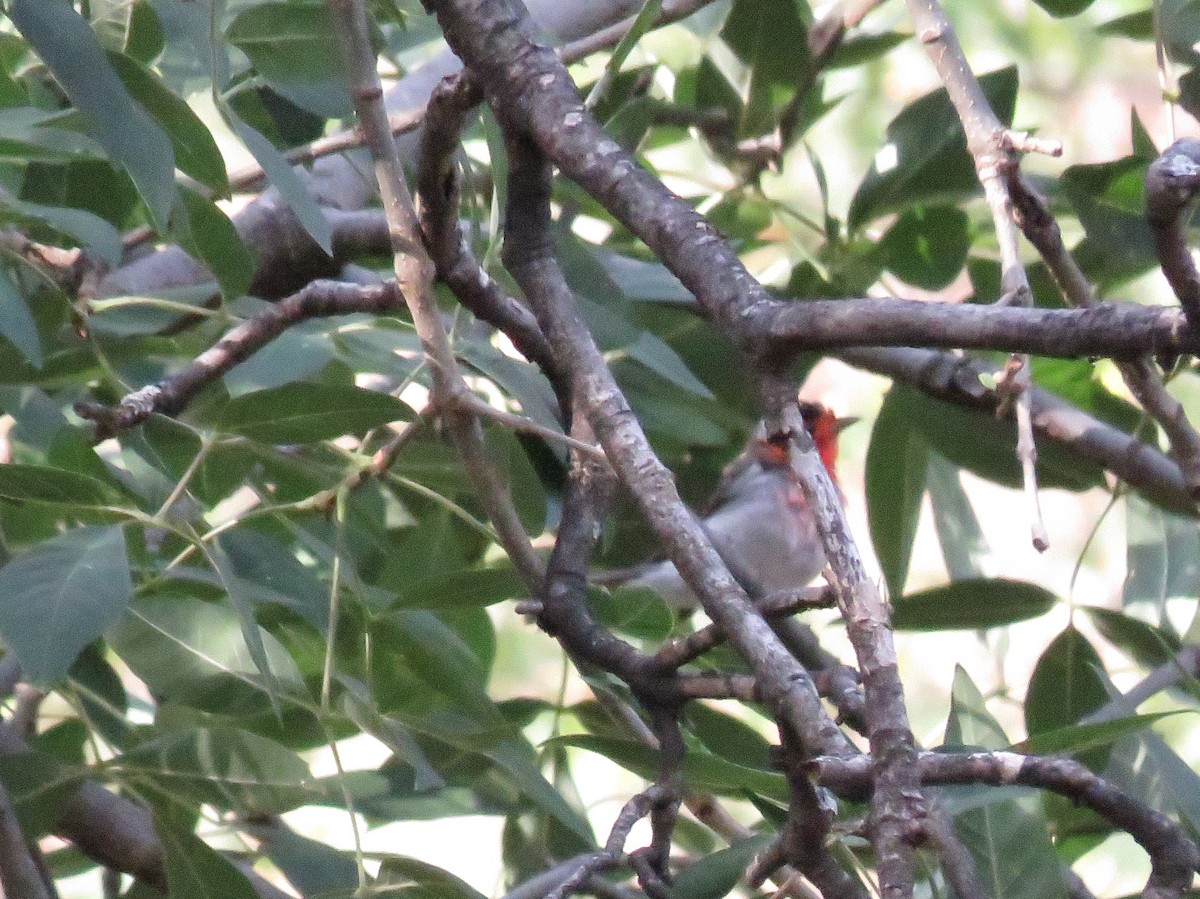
[
  {"x1": 755, "y1": 403, "x2": 846, "y2": 484},
  {"x1": 804, "y1": 404, "x2": 843, "y2": 483}
]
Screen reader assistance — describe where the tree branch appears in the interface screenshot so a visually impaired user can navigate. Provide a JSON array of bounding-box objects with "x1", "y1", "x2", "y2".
[{"x1": 813, "y1": 751, "x2": 1200, "y2": 899}]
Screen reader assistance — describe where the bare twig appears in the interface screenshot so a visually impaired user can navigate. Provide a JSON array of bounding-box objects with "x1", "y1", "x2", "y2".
[
  {"x1": 327, "y1": 0, "x2": 545, "y2": 587},
  {"x1": 906, "y1": 0, "x2": 1047, "y2": 552},
  {"x1": 75, "y1": 280, "x2": 402, "y2": 440},
  {"x1": 653, "y1": 585, "x2": 835, "y2": 670}
]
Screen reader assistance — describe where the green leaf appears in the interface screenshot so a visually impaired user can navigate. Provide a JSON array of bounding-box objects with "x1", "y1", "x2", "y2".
[
  {"x1": 0, "y1": 195, "x2": 121, "y2": 266},
  {"x1": 124, "y1": 1, "x2": 165, "y2": 64},
  {"x1": 1024, "y1": 626, "x2": 1108, "y2": 737},
  {"x1": 0, "y1": 463, "x2": 113, "y2": 505},
  {"x1": 156, "y1": 811, "x2": 260, "y2": 899},
  {"x1": 226, "y1": 2, "x2": 352, "y2": 119},
  {"x1": 0, "y1": 751, "x2": 84, "y2": 838},
  {"x1": 224, "y1": 319, "x2": 336, "y2": 396},
  {"x1": 686, "y1": 702, "x2": 774, "y2": 772},
  {"x1": 892, "y1": 579, "x2": 1056, "y2": 631},
  {"x1": 11, "y1": 0, "x2": 176, "y2": 229},
  {"x1": 1034, "y1": 0, "x2": 1094, "y2": 17},
  {"x1": 392, "y1": 565, "x2": 527, "y2": 610},
  {"x1": 720, "y1": 0, "x2": 812, "y2": 138},
  {"x1": 945, "y1": 665, "x2": 1008, "y2": 748},
  {"x1": 553, "y1": 734, "x2": 788, "y2": 801},
  {"x1": 1062, "y1": 154, "x2": 1158, "y2": 287},
  {"x1": 849, "y1": 67, "x2": 1018, "y2": 230},
  {"x1": 117, "y1": 727, "x2": 316, "y2": 814},
  {"x1": 376, "y1": 856, "x2": 488, "y2": 899},
  {"x1": 172, "y1": 186, "x2": 255, "y2": 301},
  {"x1": 207, "y1": 537, "x2": 282, "y2": 714},
  {"x1": 1014, "y1": 711, "x2": 1188, "y2": 757},
  {"x1": 1124, "y1": 494, "x2": 1199, "y2": 616},
  {"x1": 880, "y1": 385, "x2": 1105, "y2": 492},
  {"x1": 0, "y1": 107, "x2": 105, "y2": 163},
  {"x1": 591, "y1": 585, "x2": 674, "y2": 642},
  {"x1": 0, "y1": 525, "x2": 132, "y2": 686},
  {"x1": 943, "y1": 668, "x2": 1068, "y2": 899},
  {"x1": 0, "y1": 269, "x2": 42, "y2": 369},
  {"x1": 108, "y1": 591, "x2": 304, "y2": 715},
  {"x1": 670, "y1": 833, "x2": 774, "y2": 899},
  {"x1": 226, "y1": 112, "x2": 333, "y2": 254},
  {"x1": 626, "y1": 332, "x2": 714, "y2": 399},
  {"x1": 927, "y1": 454, "x2": 989, "y2": 581},
  {"x1": 106, "y1": 51, "x2": 228, "y2": 195},
  {"x1": 213, "y1": 383, "x2": 409, "y2": 443},
  {"x1": 867, "y1": 387, "x2": 929, "y2": 596},
  {"x1": 1084, "y1": 606, "x2": 1180, "y2": 669},
  {"x1": 878, "y1": 205, "x2": 971, "y2": 290},
  {"x1": 257, "y1": 827, "x2": 360, "y2": 897}
]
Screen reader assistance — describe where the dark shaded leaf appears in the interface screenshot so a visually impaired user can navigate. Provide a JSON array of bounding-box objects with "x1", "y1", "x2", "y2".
[
  {"x1": 106, "y1": 52, "x2": 228, "y2": 195},
  {"x1": 943, "y1": 668, "x2": 1068, "y2": 899},
  {"x1": 1025, "y1": 626, "x2": 1108, "y2": 737},
  {"x1": 156, "y1": 811, "x2": 259, "y2": 899},
  {"x1": 892, "y1": 579, "x2": 1056, "y2": 631},
  {"x1": 878, "y1": 205, "x2": 971, "y2": 290},
  {"x1": 552, "y1": 734, "x2": 787, "y2": 800},
  {"x1": 1034, "y1": 0, "x2": 1095, "y2": 17},
  {"x1": 867, "y1": 387, "x2": 929, "y2": 596},
  {"x1": 11, "y1": 0, "x2": 176, "y2": 227},
  {"x1": 226, "y1": 2, "x2": 351, "y2": 119},
  {"x1": 213, "y1": 383, "x2": 409, "y2": 443},
  {"x1": 670, "y1": 833, "x2": 774, "y2": 899},
  {"x1": 0, "y1": 525, "x2": 131, "y2": 686},
  {"x1": 376, "y1": 856, "x2": 488, "y2": 899},
  {"x1": 0, "y1": 269, "x2": 42, "y2": 369},
  {"x1": 0, "y1": 464, "x2": 113, "y2": 505},
  {"x1": 849, "y1": 67, "x2": 1017, "y2": 230}
]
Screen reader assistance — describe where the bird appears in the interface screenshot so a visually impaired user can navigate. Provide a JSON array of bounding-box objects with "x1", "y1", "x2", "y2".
[{"x1": 605, "y1": 403, "x2": 853, "y2": 611}]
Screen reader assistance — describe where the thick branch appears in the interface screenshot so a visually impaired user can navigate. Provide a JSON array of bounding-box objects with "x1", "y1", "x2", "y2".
[
  {"x1": 813, "y1": 751, "x2": 1200, "y2": 899},
  {"x1": 747, "y1": 297, "x2": 1199, "y2": 362},
  {"x1": 839, "y1": 345, "x2": 1195, "y2": 516}
]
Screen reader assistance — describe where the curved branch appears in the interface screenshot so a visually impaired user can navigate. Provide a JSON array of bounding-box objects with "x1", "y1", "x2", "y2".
[
  {"x1": 813, "y1": 751, "x2": 1200, "y2": 899},
  {"x1": 1146, "y1": 138, "x2": 1200, "y2": 336}
]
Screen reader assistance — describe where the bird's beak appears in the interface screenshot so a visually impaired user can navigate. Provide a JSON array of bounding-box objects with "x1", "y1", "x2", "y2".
[{"x1": 834, "y1": 415, "x2": 859, "y2": 434}]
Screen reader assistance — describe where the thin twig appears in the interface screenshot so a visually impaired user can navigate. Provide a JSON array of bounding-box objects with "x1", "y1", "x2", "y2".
[
  {"x1": 330, "y1": 0, "x2": 548, "y2": 588},
  {"x1": 906, "y1": 0, "x2": 1048, "y2": 552}
]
